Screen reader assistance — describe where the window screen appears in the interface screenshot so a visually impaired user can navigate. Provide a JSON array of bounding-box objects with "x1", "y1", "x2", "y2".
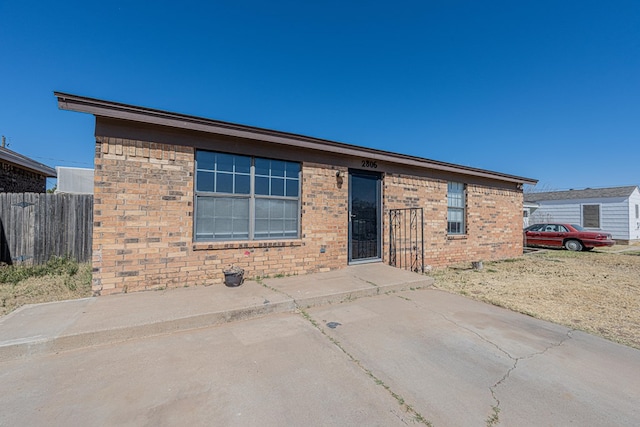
[
  {"x1": 447, "y1": 182, "x2": 465, "y2": 234},
  {"x1": 195, "y1": 151, "x2": 300, "y2": 241}
]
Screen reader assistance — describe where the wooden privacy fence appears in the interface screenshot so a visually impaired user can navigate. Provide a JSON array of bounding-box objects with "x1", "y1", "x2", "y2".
[{"x1": 0, "y1": 193, "x2": 93, "y2": 265}]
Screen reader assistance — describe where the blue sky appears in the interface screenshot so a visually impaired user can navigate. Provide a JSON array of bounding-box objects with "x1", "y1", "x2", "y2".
[{"x1": 1, "y1": 1, "x2": 638, "y2": 190}]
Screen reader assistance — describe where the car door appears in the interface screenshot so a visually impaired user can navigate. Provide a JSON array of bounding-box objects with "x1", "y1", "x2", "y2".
[
  {"x1": 555, "y1": 224, "x2": 569, "y2": 247},
  {"x1": 544, "y1": 224, "x2": 565, "y2": 247},
  {"x1": 524, "y1": 224, "x2": 545, "y2": 246},
  {"x1": 536, "y1": 224, "x2": 562, "y2": 247}
]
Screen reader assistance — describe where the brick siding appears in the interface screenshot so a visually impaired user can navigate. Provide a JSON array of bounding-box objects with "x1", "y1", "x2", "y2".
[
  {"x1": 383, "y1": 173, "x2": 523, "y2": 267},
  {"x1": 0, "y1": 162, "x2": 47, "y2": 193},
  {"x1": 92, "y1": 138, "x2": 350, "y2": 295},
  {"x1": 92, "y1": 137, "x2": 524, "y2": 295}
]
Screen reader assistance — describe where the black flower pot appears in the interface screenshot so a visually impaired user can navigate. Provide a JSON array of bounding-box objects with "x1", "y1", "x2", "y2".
[{"x1": 224, "y1": 269, "x2": 244, "y2": 287}]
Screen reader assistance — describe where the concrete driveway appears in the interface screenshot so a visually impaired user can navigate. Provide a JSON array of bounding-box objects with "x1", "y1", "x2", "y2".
[
  {"x1": 307, "y1": 289, "x2": 640, "y2": 426},
  {"x1": 1, "y1": 287, "x2": 638, "y2": 426}
]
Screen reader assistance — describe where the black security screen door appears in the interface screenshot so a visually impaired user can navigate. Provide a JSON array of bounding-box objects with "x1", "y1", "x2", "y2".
[{"x1": 349, "y1": 171, "x2": 381, "y2": 262}]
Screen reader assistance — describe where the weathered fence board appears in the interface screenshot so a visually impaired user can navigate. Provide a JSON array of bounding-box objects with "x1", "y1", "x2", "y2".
[{"x1": 0, "y1": 193, "x2": 93, "y2": 265}]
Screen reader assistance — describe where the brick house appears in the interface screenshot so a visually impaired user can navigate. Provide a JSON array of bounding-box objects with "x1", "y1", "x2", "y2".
[
  {"x1": 56, "y1": 92, "x2": 537, "y2": 295},
  {"x1": 0, "y1": 144, "x2": 56, "y2": 193}
]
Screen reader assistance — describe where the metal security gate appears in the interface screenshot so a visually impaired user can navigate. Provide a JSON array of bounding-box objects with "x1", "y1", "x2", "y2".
[{"x1": 389, "y1": 208, "x2": 424, "y2": 273}]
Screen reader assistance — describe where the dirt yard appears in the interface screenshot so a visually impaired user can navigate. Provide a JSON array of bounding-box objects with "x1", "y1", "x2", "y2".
[{"x1": 430, "y1": 247, "x2": 640, "y2": 349}]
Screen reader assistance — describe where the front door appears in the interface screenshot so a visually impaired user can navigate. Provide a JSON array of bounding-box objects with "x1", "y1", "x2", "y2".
[{"x1": 349, "y1": 170, "x2": 382, "y2": 263}]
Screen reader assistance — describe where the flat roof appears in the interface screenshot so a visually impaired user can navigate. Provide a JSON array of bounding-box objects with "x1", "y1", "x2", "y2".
[
  {"x1": 55, "y1": 91, "x2": 537, "y2": 185},
  {"x1": 0, "y1": 146, "x2": 56, "y2": 177}
]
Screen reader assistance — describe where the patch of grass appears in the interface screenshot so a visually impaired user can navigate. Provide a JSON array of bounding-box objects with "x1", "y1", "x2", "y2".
[
  {"x1": 0, "y1": 257, "x2": 92, "y2": 316},
  {"x1": 0, "y1": 256, "x2": 80, "y2": 285},
  {"x1": 486, "y1": 406, "x2": 500, "y2": 426}
]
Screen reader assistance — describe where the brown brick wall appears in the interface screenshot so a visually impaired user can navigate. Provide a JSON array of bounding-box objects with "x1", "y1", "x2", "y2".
[
  {"x1": 0, "y1": 162, "x2": 47, "y2": 193},
  {"x1": 93, "y1": 137, "x2": 524, "y2": 295},
  {"x1": 92, "y1": 138, "x2": 348, "y2": 295},
  {"x1": 382, "y1": 173, "x2": 523, "y2": 268},
  {"x1": 93, "y1": 138, "x2": 195, "y2": 294},
  {"x1": 299, "y1": 164, "x2": 349, "y2": 272}
]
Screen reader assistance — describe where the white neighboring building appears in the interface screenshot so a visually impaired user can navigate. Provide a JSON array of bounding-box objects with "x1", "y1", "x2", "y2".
[
  {"x1": 524, "y1": 186, "x2": 640, "y2": 244},
  {"x1": 55, "y1": 167, "x2": 94, "y2": 194}
]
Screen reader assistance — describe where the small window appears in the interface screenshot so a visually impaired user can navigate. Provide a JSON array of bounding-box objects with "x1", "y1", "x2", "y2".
[
  {"x1": 636, "y1": 204, "x2": 639, "y2": 219},
  {"x1": 582, "y1": 204, "x2": 600, "y2": 228},
  {"x1": 447, "y1": 182, "x2": 465, "y2": 234}
]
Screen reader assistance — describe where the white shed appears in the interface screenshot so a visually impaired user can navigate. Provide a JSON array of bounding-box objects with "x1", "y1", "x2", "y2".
[
  {"x1": 524, "y1": 186, "x2": 640, "y2": 244},
  {"x1": 55, "y1": 167, "x2": 94, "y2": 194}
]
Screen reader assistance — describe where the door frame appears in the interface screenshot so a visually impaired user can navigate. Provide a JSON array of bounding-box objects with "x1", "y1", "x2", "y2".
[{"x1": 348, "y1": 169, "x2": 382, "y2": 264}]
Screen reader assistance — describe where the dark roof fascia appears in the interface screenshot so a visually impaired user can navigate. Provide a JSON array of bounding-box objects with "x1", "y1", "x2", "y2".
[
  {"x1": 0, "y1": 146, "x2": 56, "y2": 177},
  {"x1": 55, "y1": 91, "x2": 538, "y2": 185},
  {"x1": 524, "y1": 185, "x2": 639, "y2": 202}
]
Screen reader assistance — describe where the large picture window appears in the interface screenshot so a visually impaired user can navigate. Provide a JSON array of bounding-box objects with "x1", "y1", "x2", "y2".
[
  {"x1": 447, "y1": 182, "x2": 466, "y2": 234},
  {"x1": 195, "y1": 151, "x2": 300, "y2": 241}
]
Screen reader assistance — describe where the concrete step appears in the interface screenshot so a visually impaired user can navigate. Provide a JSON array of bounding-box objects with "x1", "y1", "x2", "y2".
[{"x1": 0, "y1": 264, "x2": 433, "y2": 361}]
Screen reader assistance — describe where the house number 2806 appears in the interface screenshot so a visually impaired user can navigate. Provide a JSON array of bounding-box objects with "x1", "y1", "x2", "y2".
[{"x1": 361, "y1": 160, "x2": 378, "y2": 168}]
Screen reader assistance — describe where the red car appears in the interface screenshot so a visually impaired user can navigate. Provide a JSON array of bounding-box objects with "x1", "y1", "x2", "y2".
[{"x1": 524, "y1": 223, "x2": 615, "y2": 251}]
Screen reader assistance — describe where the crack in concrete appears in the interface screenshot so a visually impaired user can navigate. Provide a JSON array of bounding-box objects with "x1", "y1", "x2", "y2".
[
  {"x1": 401, "y1": 295, "x2": 578, "y2": 425},
  {"x1": 431, "y1": 308, "x2": 575, "y2": 425},
  {"x1": 297, "y1": 307, "x2": 432, "y2": 426},
  {"x1": 256, "y1": 279, "x2": 431, "y2": 424},
  {"x1": 352, "y1": 274, "x2": 381, "y2": 288}
]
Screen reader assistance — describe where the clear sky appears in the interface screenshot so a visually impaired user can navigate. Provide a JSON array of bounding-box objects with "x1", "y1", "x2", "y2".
[{"x1": 1, "y1": 1, "x2": 638, "y2": 191}]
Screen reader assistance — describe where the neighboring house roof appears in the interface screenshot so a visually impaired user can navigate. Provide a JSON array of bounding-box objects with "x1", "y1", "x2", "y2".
[
  {"x1": 0, "y1": 146, "x2": 56, "y2": 177},
  {"x1": 524, "y1": 186, "x2": 639, "y2": 203},
  {"x1": 55, "y1": 91, "x2": 538, "y2": 186}
]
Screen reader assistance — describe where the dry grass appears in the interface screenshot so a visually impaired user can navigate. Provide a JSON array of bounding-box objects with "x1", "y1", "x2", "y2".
[
  {"x1": 0, "y1": 258, "x2": 92, "y2": 317},
  {"x1": 430, "y1": 248, "x2": 640, "y2": 349}
]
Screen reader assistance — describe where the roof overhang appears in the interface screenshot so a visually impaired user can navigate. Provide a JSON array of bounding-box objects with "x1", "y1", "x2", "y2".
[
  {"x1": 55, "y1": 91, "x2": 538, "y2": 186},
  {"x1": 0, "y1": 146, "x2": 56, "y2": 177}
]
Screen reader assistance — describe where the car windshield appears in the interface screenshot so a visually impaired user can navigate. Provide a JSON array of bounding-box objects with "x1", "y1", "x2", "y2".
[{"x1": 571, "y1": 224, "x2": 585, "y2": 231}]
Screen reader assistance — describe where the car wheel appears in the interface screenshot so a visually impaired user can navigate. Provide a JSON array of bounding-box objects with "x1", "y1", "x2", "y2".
[{"x1": 565, "y1": 239, "x2": 583, "y2": 251}]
